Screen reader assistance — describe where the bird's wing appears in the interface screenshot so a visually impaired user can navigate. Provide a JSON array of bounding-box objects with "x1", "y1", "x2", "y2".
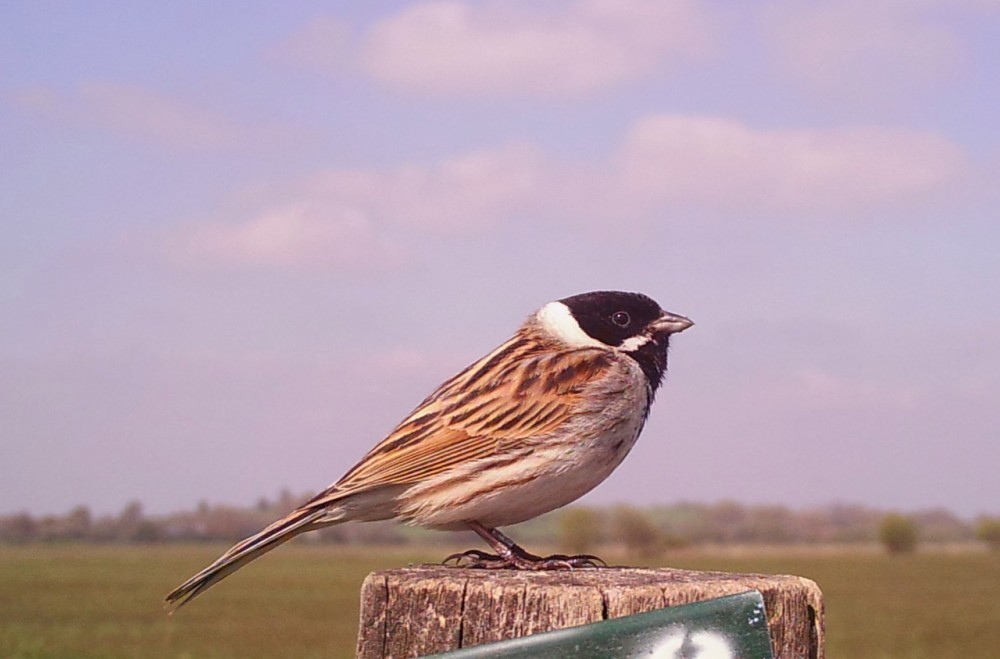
[
  {"x1": 306, "y1": 338, "x2": 616, "y2": 507},
  {"x1": 163, "y1": 337, "x2": 617, "y2": 610}
]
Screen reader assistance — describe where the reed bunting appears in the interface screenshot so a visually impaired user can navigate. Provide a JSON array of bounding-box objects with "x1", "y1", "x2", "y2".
[{"x1": 165, "y1": 291, "x2": 692, "y2": 610}]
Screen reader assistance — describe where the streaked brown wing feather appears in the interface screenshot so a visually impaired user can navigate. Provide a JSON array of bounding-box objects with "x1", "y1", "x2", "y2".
[{"x1": 314, "y1": 333, "x2": 614, "y2": 503}]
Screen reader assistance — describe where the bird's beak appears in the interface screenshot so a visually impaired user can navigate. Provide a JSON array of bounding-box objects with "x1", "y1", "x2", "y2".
[{"x1": 652, "y1": 311, "x2": 694, "y2": 335}]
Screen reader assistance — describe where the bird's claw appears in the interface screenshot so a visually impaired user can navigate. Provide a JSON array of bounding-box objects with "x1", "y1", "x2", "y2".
[
  {"x1": 539, "y1": 553, "x2": 607, "y2": 568},
  {"x1": 442, "y1": 549, "x2": 606, "y2": 570},
  {"x1": 443, "y1": 549, "x2": 502, "y2": 567}
]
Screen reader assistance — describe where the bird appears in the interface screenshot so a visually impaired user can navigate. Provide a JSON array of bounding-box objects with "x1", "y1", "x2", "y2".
[{"x1": 164, "y1": 290, "x2": 692, "y2": 611}]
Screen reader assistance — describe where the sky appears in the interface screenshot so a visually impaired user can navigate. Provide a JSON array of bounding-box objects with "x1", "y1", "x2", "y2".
[{"x1": 2, "y1": 1, "x2": 999, "y2": 519}]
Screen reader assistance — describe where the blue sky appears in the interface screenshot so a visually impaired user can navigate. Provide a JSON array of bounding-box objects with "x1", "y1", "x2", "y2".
[{"x1": 2, "y1": 1, "x2": 999, "y2": 518}]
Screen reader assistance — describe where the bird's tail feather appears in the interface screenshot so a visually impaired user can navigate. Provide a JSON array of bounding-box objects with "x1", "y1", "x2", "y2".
[{"x1": 164, "y1": 505, "x2": 337, "y2": 612}]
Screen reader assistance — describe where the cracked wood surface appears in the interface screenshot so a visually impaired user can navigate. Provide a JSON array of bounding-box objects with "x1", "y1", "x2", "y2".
[{"x1": 356, "y1": 566, "x2": 824, "y2": 658}]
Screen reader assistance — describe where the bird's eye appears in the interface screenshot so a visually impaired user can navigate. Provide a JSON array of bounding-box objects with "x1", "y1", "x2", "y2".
[{"x1": 611, "y1": 311, "x2": 631, "y2": 327}]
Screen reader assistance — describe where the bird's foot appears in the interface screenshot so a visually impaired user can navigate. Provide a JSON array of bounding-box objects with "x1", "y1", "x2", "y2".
[
  {"x1": 442, "y1": 549, "x2": 606, "y2": 570},
  {"x1": 533, "y1": 553, "x2": 607, "y2": 569},
  {"x1": 442, "y1": 549, "x2": 510, "y2": 569}
]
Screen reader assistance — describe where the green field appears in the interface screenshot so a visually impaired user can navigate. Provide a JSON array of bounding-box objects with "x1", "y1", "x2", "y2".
[{"x1": 2, "y1": 544, "x2": 998, "y2": 658}]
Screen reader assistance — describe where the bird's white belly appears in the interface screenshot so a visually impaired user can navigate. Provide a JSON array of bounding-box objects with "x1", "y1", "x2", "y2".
[{"x1": 398, "y1": 399, "x2": 648, "y2": 530}]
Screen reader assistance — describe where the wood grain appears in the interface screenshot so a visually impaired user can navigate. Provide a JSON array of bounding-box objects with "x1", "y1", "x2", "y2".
[{"x1": 356, "y1": 567, "x2": 824, "y2": 658}]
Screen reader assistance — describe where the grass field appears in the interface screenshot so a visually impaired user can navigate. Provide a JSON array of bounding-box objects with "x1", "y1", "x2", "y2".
[{"x1": 2, "y1": 544, "x2": 998, "y2": 658}]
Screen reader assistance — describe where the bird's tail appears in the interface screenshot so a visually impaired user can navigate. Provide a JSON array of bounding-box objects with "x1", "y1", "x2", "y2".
[{"x1": 164, "y1": 504, "x2": 337, "y2": 612}]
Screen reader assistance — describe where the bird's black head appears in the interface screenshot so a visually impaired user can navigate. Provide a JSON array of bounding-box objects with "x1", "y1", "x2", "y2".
[
  {"x1": 553, "y1": 290, "x2": 693, "y2": 392},
  {"x1": 559, "y1": 291, "x2": 663, "y2": 348}
]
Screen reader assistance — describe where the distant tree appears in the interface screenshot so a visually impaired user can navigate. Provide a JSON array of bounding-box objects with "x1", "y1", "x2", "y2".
[
  {"x1": 710, "y1": 500, "x2": 749, "y2": 543},
  {"x1": 827, "y1": 504, "x2": 881, "y2": 542},
  {"x1": 0, "y1": 513, "x2": 38, "y2": 543},
  {"x1": 912, "y1": 508, "x2": 974, "y2": 542},
  {"x1": 974, "y1": 517, "x2": 1000, "y2": 551},
  {"x1": 203, "y1": 505, "x2": 260, "y2": 541},
  {"x1": 879, "y1": 513, "x2": 918, "y2": 554},
  {"x1": 559, "y1": 507, "x2": 603, "y2": 554},
  {"x1": 656, "y1": 502, "x2": 708, "y2": 544},
  {"x1": 115, "y1": 500, "x2": 145, "y2": 542},
  {"x1": 119, "y1": 501, "x2": 144, "y2": 524},
  {"x1": 132, "y1": 520, "x2": 164, "y2": 543},
  {"x1": 747, "y1": 505, "x2": 795, "y2": 543},
  {"x1": 90, "y1": 514, "x2": 121, "y2": 542},
  {"x1": 36, "y1": 515, "x2": 61, "y2": 542},
  {"x1": 64, "y1": 505, "x2": 93, "y2": 540},
  {"x1": 317, "y1": 524, "x2": 349, "y2": 544},
  {"x1": 613, "y1": 506, "x2": 661, "y2": 556},
  {"x1": 277, "y1": 488, "x2": 299, "y2": 512}
]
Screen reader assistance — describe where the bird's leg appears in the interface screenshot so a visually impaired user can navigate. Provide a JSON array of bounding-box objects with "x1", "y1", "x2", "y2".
[
  {"x1": 442, "y1": 521, "x2": 518, "y2": 568},
  {"x1": 483, "y1": 524, "x2": 607, "y2": 567},
  {"x1": 442, "y1": 521, "x2": 606, "y2": 569}
]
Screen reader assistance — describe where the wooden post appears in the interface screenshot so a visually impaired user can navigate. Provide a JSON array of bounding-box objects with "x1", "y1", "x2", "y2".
[{"x1": 357, "y1": 566, "x2": 824, "y2": 658}]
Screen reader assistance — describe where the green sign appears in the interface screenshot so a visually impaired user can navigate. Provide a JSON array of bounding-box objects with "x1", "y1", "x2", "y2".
[{"x1": 429, "y1": 590, "x2": 773, "y2": 658}]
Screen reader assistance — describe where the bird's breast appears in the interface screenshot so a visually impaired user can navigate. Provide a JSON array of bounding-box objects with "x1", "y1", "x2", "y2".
[{"x1": 397, "y1": 357, "x2": 652, "y2": 530}]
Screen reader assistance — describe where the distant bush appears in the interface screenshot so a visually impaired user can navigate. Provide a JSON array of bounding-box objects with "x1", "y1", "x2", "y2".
[
  {"x1": 975, "y1": 517, "x2": 1000, "y2": 551},
  {"x1": 0, "y1": 513, "x2": 37, "y2": 544},
  {"x1": 613, "y1": 505, "x2": 662, "y2": 556},
  {"x1": 559, "y1": 507, "x2": 603, "y2": 554},
  {"x1": 879, "y1": 513, "x2": 918, "y2": 554},
  {"x1": 2, "y1": 496, "x2": 988, "y2": 550}
]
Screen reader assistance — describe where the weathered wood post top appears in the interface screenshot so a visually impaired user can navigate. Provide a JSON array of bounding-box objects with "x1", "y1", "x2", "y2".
[{"x1": 357, "y1": 566, "x2": 824, "y2": 658}]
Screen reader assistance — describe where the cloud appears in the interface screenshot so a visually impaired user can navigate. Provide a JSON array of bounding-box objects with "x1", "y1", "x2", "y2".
[
  {"x1": 300, "y1": 116, "x2": 965, "y2": 233},
  {"x1": 304, "y1": 142, "x2": 551, "y2": 230},
  {"x1": 162, "y1": 142, "x2": 547, "y2": 269},
  {"x1": 758, "y1": 368, "x2": 920, "y2": 411},
  {"x1": 165, "y1": 204, "x2": 405, "y2": 270},
  {"x1": 761, "y1": 1, "x2": 964, "y2": 106},
  {"x1": 265, "y1": 16, "x2": 354, "y2": 71},
  {"x1": 278, "y1": 0, "x2": 720, "y2": 97},
  {"x1": 161, "y1": 116, "x2": 968, "y2": 270},
  {"x1": 10, "y1": 82, "x2": 296, "y2": 150},
  {"x1": 618, "y1": 115, "x2": 966, "y2": 216}
]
